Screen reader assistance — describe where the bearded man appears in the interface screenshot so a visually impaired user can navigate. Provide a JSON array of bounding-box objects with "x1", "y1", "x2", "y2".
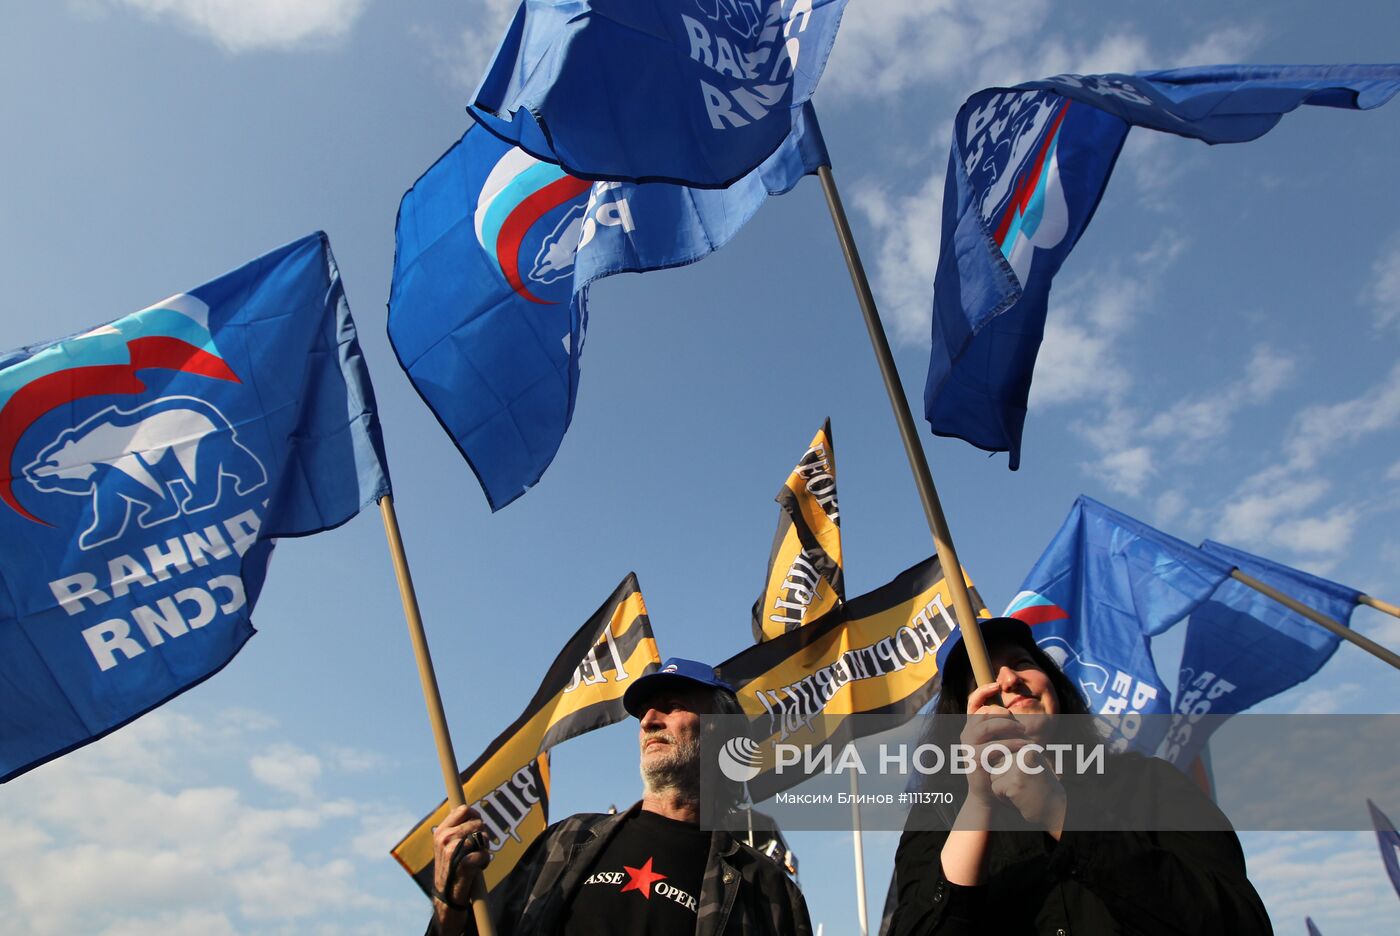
[{"x1": 427, "y1": 658, "x2": 814, "y2": 935}]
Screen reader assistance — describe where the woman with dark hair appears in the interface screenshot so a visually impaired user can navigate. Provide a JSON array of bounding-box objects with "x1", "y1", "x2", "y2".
[{"x1": 887, "y1": 618, "x2": 1272, "y2": 935}]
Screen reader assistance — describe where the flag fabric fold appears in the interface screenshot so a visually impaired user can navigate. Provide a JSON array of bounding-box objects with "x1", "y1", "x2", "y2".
[
  {"x1": 753, "y1": 419, "x2": 843, "y2": 642},
  {"x1": 391, "y1": 573, "x2": 661, "y2": 895},
  {"x1": 1369, "y1": 798, "x2": 1400, "y2": 900},
  {"x1": 469, "y1": 0, "x2": 847, "y2": 187},
  {"x1": 925, "y1": 64, "x2": 1400, "y2": 469},
  {"x1": 389, "y1": 108, "x2": 827, "y2": 510},
  {"x1": 0, "y1": 233, "x2": 390, "y2": 782},
  {"x1": 1161, "y1": 541, "x2": 1360, "y2": 770},
  {"x1": 721, "y1": 553, "x2": 987, "y2": 801},
  {"x1": 1004, "y1": 496, "x2": 1234, "y2": 753}
]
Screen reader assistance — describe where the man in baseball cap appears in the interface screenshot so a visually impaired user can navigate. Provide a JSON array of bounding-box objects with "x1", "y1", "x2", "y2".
[{"x1": 428, "y1": 658, "x2": 812, "y2": 936}]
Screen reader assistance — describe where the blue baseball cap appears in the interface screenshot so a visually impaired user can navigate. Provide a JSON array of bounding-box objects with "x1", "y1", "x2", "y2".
[{"x1": 623, "y1": 657, "x2": 736, "y2": 717}]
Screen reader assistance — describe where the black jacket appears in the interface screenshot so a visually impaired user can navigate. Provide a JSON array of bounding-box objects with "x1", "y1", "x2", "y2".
[
  {"x1": 887, "y1": 755, "x2": 1273, "y2": 936},
  {"x1": 431, "y1": 804, "x2": 812, "y2": 936}
]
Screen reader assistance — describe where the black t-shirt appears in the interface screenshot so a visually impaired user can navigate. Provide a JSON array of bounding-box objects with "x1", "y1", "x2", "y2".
[{"x1": 564, "y1": 809, "x2": 711, "y2": 935}]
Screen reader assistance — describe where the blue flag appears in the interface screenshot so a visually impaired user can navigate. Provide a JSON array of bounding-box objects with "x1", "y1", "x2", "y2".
[
  {"x1": 925, "y1": 64, "x2": 1400, "y2": 468},
  {"x1": 390, "y1": 110, "x2": 827, "y2": 510},
  {"x1": 0, "y1": 233, "x2": 389, "y2": 782},
  {"x1": 469, "y1": 0, "x2": 846, "y2": 187},
  {"x1": 1004, "y1": 495, "x2": 1232, "y2": 753},
  {"x1": 1161, "y1": 541, "x2": 1359, "y2": 770},
  {"x1": 1370, "y1": 799, "x2": 1400, "y2": 900},
  {"x1": 1306, "y1": 918, "x2": 1324, "y2": 936}
]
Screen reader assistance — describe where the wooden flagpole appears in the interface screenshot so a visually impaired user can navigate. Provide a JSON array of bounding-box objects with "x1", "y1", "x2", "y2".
[
  {"x1": 1230, "y1": 568, "x2": 1400, "y2": 672},
  {"x1": 379, "y1": 495, "x2": 496, "y2": 936},
  {"x1": 814, "y1": 160, "x2": 995, "y2": 686},
  {"x1": 1359, "y1": 594, "x2": 1400, "y2": 620}
]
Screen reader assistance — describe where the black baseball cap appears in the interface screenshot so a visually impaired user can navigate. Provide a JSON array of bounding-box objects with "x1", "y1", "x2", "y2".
[{"x1": 935, "y1": 616, "x2": 1039, "y2": 691}]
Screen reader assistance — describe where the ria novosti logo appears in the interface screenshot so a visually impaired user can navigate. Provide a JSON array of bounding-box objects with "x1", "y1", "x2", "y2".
[{"x1": 717, "y1": 736, "x2": 763, "y2": 783}]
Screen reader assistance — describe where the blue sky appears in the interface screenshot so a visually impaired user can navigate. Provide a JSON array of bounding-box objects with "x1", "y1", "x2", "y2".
[{"x1": 2, "y1": 1, "x2": 1399, "y2": 933}]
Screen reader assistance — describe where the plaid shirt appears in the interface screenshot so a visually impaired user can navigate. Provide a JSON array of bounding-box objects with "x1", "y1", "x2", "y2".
[{"x1": 434, "y1": 803, "x2": 813, "y2": 936}]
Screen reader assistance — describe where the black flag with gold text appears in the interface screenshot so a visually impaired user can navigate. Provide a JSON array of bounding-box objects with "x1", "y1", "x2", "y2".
[
  {"x1": 391, "y1": 573, "x2": 661, "y2": 894},
  {"x1": 753, "y1": 420, "x2": 844, "y2": 642}
]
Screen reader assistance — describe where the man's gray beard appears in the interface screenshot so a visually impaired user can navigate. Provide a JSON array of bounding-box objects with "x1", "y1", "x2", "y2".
[{"x1": 640, "y1": 734, "x2": 702, "y2": 797}]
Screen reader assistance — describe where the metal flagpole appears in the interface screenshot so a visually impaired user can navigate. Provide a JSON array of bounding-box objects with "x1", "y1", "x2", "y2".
[
  {"x1": 379, "y1": 494, "x2": 497, "y2": 936},
  {"x1": 850, "y1": 771, "x2": 869, "y2": 936},
  {"x1": 813, "y1": 151, "x2": 995, "y2": 686},
  {"x1": 1230, "y1": 569, "x2": 1400, "y2": 672}
]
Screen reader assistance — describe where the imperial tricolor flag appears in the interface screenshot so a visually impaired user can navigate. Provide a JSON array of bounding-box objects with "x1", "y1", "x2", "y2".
[
  {"x1": 391, "y1": 573, "x2": 661, "y2": 895},
  {"x1": 1160, "y1": 541, "x2": 1361, "y2": 771},
  {"x1": 753, "y1": 420, "x2": 843, "y2": 642},
  {"x1": 0, "y1": 233, "x2": 390, "y2": 782},
  {"x1": 1005, "y1": 496, "x2": 1233, "y2": 754},
  {"x1": 925, "y1": 65, "x2": 1400, "y2": 468},
  {"x1": 469, "y1": 0, "x2": 847, "y2": 186},
  {"x1": 721, "y1": 554, "x2": 987, "y2": 802},
  {"x1": 390, "y1": 109, "x2": 827, "y2": 510}
]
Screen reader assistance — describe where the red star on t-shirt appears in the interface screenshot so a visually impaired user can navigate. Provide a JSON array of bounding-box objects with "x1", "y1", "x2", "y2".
[{"x1": 620, "y1": 857, "x2": 667, "y2": 899}]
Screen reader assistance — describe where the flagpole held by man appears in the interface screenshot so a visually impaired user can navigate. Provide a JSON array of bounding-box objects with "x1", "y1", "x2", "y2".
[
  {"x1": 427, "y1": 659, "x2": 814, "y2": 935},
  {"x1": 392, "y1": 574, "x2": 663, "y2": 930}
]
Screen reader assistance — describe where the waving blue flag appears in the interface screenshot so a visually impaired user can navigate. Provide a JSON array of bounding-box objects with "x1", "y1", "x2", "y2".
[
  {"x1": 1370, "y1": 799, "x2": 1400, "y2": 900},
  {"x1": 1161, "y1": 541, "x2": 1360, "y2": 770},
  {"x1": 926, "y1": 64, "x2": 1400, "y2": 469},
  {"x1": 390, "y1": 109, "x2": 827, "y2": 510},
  {"x1": 0, "y1": 233, "x2": 390, "y2": 782},
  {"x1": 469, "y1": 0, "x2": 846, "y2": 187},
  {"x1": 1004, "y1": 496, "x2": 1232, "y2": 753}
]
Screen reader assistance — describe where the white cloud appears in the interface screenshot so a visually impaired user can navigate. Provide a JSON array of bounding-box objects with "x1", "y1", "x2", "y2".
[
  {"x1": 250, "y1": 743, "x2": 324, "y2": 799},
  {"x1": 1215, "y1": 476, "x2": 1330, "y2": 545},
  {"x1": 1142, "y1": 345, "x2": 1296, "y2": 451},
  {"x1": 1242, "y1": 831, "x2": 1400, "y2": 934},
  {"x1": 0, "y1": 709, "x2": 416, "y2": 934},
  {"x1": 822, "y1": 1, "x2": 1052, "y2": 99},
  {"x1": 96, "y1": 909, "x2": 239, "y2": 936},
  {"x1": 1284, "y1": 682, "x2": 1363, "y2": 716},
  {"x1": 419, "y1": 0, "x2": 520, "y2": 93},
  {"x1": 1083, "y1": 445, "x2": 1155, "y2": 496},
  {"x1": 1169, "y1": 362, "x2": 1400, "y2": 569},
  {"x1": 1030, "y1": 274, "x2": 1142, "y2": 409},
  {"x1": 1363, "y1": 234, "x2": 1400, "y2": 330},
  {"x1": 1284, "y1": 363, "x2": 1400, "y2": 471},
  {"x1": 1174, "y1": 25, "x2": 1264, "y2": 68},
  {"x1": 328, "y1": 745, "x2": 391, "y2": 774},
  {"x1": 1154, "y1": 489, "x2": 1189, "y2": 526},
  {"x1": 1272, "y1": 509, "x2": 1360, "y2": 560},
  {"x1": 106, "y1": 0, "x2": 370, "y2": 52},
  {"x1": 851, "y1": 172, "x2": 945, "y2": 344},
  {"x1": 350, "y1": 809, "x2": 422, "y2": 862}
]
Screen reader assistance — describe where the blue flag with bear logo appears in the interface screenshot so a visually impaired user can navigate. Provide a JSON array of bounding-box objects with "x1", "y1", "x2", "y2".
[
  {"x1": 1003, "y1": 496, "x2": 1233, "y2": 754},
  {"x1": 389, "y1": 109, "x2": 826, "y2": 511},
  {"x1": 926, "y1": 65, "x2": 1400, "y2": 469},
  {"x1": 468, "y1": 0, "x2": 846, "y2": 187},
  {"x1": 0, "y1": 232, "x2": 390, "y2": 782},
  {"x1": 1160, "y1": 540, "x2": 1360, "y2": 771}
]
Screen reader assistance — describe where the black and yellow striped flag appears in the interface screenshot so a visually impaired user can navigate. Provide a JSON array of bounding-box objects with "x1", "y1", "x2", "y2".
[
  {"x1": 753, "y1": 420, "x2": 844, "y2": 642},
  {"x1": 723, "y1": 554, "x2": 988, "y2": 802},
  {"x1": 392, "y1": 573, "x2": 661, "y2": 894}
]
